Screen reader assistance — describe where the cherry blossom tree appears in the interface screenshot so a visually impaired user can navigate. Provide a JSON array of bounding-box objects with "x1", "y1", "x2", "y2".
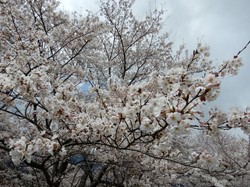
[{"x1": 0, "y1": 0, "x2": 249, "y2": 186}]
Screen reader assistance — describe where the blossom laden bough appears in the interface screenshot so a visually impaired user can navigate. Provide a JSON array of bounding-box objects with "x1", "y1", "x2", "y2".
[{"x1": 0, "y1": 0, "x2": 249, "y2": 186}]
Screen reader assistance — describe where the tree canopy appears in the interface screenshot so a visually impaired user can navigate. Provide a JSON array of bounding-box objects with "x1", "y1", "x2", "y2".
[{"x1": 0, "y1": 0, "x2": 249, "y2": 186}]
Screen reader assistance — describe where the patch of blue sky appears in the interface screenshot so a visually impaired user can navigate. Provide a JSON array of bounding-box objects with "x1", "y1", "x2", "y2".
[{"x1": 78, "y1": 82, "x2": 91, "y2": 93}]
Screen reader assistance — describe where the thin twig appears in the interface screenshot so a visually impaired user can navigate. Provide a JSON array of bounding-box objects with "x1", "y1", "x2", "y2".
[{"x1": 234, "y1": 40, "x2": 250, "y2": 58}]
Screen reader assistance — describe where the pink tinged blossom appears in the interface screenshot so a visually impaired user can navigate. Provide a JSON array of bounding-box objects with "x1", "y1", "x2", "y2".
[
  {"x1": 204, "y1": 73, "x2": 220, "y2": 88},
  {"x1": 179, "y1": 119, "x2": 190, "y2": 129},
  {"x1": 197, "y1": 152, "x2": 219, "y2": 171}
]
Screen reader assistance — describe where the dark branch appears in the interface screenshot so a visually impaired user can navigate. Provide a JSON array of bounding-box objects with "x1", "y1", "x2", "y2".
[{"x1": 234, "y1": 40, "x2": 250, "y2": 58}]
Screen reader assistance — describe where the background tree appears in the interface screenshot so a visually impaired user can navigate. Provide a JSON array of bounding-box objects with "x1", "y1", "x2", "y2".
[{"x1": 0, "y1": 0, "x2": 249, "y2": 186}]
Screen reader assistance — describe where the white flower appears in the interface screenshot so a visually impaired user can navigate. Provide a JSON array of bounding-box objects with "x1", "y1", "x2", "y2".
[
  {"x1": 198, "y1": 152, "x2": 219, "y2": 170},
  {"x1": 204, "y1": 73, "x2": 220, "y2": 87},
  {"x1": 140, "y1": 117, "x2": 157, "y2": 132},
  {"x1": 52, "y1": 134, "x2": 59, "y2": 140},
  {"x1": 59, "y1": 146, "x2": 67, "y2": 157},
  {"x1": 171, "y1": 82, "x2": 180, "y2": 93},
  {"x1": 152, "y1": 105, "x2": 162, "y2": 117},
  {"x1": 158, "y1": 142, "x2": 172, "y2": 152},
  {"x1": 148, "y1": 96, "x2": 166, "y2": 117},
  {"x1": 25, "y1": 153, "x2": 32, "y2": 163},
  {"x1": 17, "y1": 136, "x2": 27, "y2": 149},
  {"x1": 210, "y1": 120, "x2": 218, "y2": 132},
  {"x1": 110, "y1": 115, "x2": 120, "y2": 124},
  {"x1": 195, "y1": 86, "x2": 206, "y2": 93},
  {"x1": 123, "y1": 106, "x2": 138, "y2": 121},
  {"x1": 179, "y1": 119, "x2": 190, "y2": 132},
  {"x1": 166, "y1": 112, "x2": 182, "y2": 126},
  {"x1": 10, "y1": 150, "x2": 23, "y2": 166},
  {"x1": 76, "y1": 123, "x2": 85, "y2": 131}
]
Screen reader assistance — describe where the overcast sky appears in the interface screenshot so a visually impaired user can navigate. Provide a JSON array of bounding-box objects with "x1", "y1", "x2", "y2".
[{"x1": 60, "y1": 0, "x2": 250, "y2": 112}]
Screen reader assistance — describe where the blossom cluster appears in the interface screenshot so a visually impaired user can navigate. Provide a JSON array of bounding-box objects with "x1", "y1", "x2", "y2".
[
  {"x1": 9, "y1": 133, "x2": 66, "y2": 165},
  {"x1": 0, "y1": 0, "x2": 249, "y2": 186}
]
